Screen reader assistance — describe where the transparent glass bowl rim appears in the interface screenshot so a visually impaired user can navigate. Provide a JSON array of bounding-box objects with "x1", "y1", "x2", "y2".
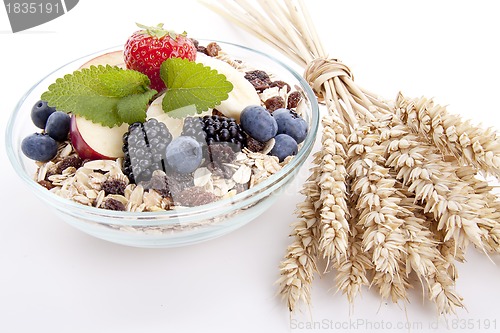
[{"x1": 5, "y1": 39, "x2": 320, "y2": 224}]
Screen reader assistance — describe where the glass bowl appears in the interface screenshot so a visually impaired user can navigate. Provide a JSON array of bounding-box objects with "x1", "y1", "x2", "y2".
[{"x1": 5, "y1": 41, "x2": 319, "y2": 248}]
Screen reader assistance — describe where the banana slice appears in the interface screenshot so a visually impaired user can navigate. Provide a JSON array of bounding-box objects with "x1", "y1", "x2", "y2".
[
  {"x1": 196, "y1": 53, "x2": 260, "y2": 121},
  {"x1": 147, "y1": 94, "x2": 211, "y2": 138}
]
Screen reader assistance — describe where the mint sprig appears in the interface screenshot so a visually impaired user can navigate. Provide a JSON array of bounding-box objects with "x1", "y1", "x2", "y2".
[
  {"x1": 160, "y1": 58, "x2": 233, "y2": 118},
  {"x1": 41, "y1": 65, "x2": 157, "y2": 127}
]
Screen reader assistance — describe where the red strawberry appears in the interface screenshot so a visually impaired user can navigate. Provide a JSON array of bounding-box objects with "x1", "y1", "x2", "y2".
[{"x1": 124, "y1": 23, "x2": 197, "y2": 92}]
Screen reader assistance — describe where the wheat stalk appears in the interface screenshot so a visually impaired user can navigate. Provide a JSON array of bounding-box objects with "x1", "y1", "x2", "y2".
[
  {"x1": 200, "y1": 0, "x2": 388, "y2": 129},
  {"x1": 203, "y1": 0, "x2": 500, "y2": 315}
]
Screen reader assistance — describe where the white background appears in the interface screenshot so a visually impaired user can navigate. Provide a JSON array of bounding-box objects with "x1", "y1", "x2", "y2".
[{"x1": 1, "y1": 1, "x2": 500, "y2": 332}]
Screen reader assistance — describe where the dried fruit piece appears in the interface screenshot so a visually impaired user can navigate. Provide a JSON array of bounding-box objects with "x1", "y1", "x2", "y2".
[
  {"x1": 246, "y1": 136, "x2": 266, "y2": 153},
  {"x1": 102, "y1": 198, "x2": 126, "y2": 211},
  {"x1": 175, "y1": 186, "x2": 217, "y2": 207},
  {"x1": 270, "y1": 80, "x2": 291, "y2": 93},
  {"x1": 56, "y1": 155, "x2": 83, "y2": 174},
  {"x1": 265, "y1": 96, "x2": 286, "y2": 112},
  {"x1": 287, "y1": 91, "x2": 302, "y2": 109},
  {"x1": 141, "y1": 172, "x2": 171, "y2": 198},
  {"x1": 207, "y1": 144, "x2": 237, "y2": 178},
  {"x1": 244, "y1": 70, "x2": 272, "y2": 92},
  {"x1": 101, "y1": 178, "x2": 127, "y2": 196},
  {"x1": 38, "y1": 180, "x2": 55, "y2": 190},
  {"x1": 205, "y1": 42, "x2": 221, "y2": 57}
]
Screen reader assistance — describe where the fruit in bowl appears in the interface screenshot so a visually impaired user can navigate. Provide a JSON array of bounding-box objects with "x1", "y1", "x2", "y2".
[{"x1": 6, "y1": 23, "x2": 319, "y2": 247}]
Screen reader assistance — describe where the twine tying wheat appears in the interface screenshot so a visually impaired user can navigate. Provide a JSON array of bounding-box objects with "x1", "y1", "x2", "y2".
[{"x1": 203, "y1": 0, "x2": 500, "y2": 315}]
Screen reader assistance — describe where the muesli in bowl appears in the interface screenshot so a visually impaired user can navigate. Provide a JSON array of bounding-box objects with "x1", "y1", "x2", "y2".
[{"x1": 6, "y1": 24, "x2": 319, "y2": 247}]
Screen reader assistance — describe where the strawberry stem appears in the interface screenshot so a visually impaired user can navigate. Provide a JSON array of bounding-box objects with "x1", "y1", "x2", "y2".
[{"x1": 135, "y1": 23, "x2": 187, "y2": 39}]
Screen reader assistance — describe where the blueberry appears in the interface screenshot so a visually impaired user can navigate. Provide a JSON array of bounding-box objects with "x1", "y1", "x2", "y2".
[
  {"x1": 272, "y1": 108, "x2": 308, "y2": 144},
  {"x1": 240, "y1": 105, "x2": 278, "y2": 142},
  {"x1": 165, "y1": 136, "x2": 203, "y2": 174},
  {"x1": 270, "y1": 134, "x2": 298, "y2": 162},
  {"x1": 31, "y1": 100, "x2": 56, "y2": 129},
  {"x1": 45, "y1": 111, "x2": 71, "y2": 141},
  {"x1": 21, "y1": 133, "x2": 58, "y2": 162}
]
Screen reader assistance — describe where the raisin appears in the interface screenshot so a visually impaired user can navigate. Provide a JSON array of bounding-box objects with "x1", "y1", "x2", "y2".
[
  {"x1": 161, "y1": 196, "x2": 174, "y2": 210},
  {"x1": 44, "y1": 168, "x2": 57, "y2": 180},
  {"x1": 287, "y1": 91, "x2": 302, "y2": 109},
  {"x1": 264, "y1": 96, "x2": 285, "y2": 112},
  {"x1": 244, "y1": 70, "x2": 272, "y2": 92},
  {"x1": 270, "y1": 80, "x2": 291, "y2": 93},
  {"x1": 141, "y1": 172, "x2": 172, "y2": 198},
  {"x1": 212, "y1": 109, "x2": 225, "y2": 117},
  {"x1": 189, "y1": 38, "x2": 200, "y2": 49},
  {"x1": 38, "y1": 180, "x2": 54, "y2": 190},
  {"x1": 207, "y1": 143, "x2": 237, "y2": 178},
  {"x1": 246, "y1": 136, "x2": 266, "y2": 153},
  {"x1": 175, "y1": 187, "x2": 217, "y2": 207},
  {"x1": 205, "y1": 42, "x2": 221, "y2": 57},
  {"x1": 166, "y1": 172, "x2": 195, "y2": 196},
  {"x1": 245, "y1": 70, "x2": 270, "y2": 81},
  {"x1": 56, "y1": 155, "x2": 82, "y2": 174},
  {"x1": 208, "y1": 143, "x2": 236, "y2": 164},
  {"x1": 101, "y1": 178, "x2": 127, "y2": 196},
  {"x1": 102, "y1": 198, "x2": 126, "y2": 211},
  {"x1": 197, "y1": 45, "x2": 207, "y2": 54},
  {"x1": 234, "y1": 183, "x2": 249, "y2": 193}
]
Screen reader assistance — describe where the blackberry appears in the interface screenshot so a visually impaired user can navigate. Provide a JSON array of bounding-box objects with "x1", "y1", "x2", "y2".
[
  {"x1": 181, "y1": 115, "x2": 246, "y2": 151},
  {"x1": 122, "y1": 118, "x2": 172, "y2": 184}
]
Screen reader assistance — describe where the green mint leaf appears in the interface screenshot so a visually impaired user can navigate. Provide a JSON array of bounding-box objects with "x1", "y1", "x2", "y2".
[
  {"x1": 117, "y1": 90, "x2": 157, "y2": 124},
  {"x1": 97, "y1": 67, "x2": 152, "y2": 97},
  {"x1": 41, "y1": 65, "x2": 157, "y2": 127},
  {"x1": 160, "y1": 58, "x2": 233, "y2": 118},
  {"x1": 164, "y1": 104, "x2": 198, "y2": 118}
]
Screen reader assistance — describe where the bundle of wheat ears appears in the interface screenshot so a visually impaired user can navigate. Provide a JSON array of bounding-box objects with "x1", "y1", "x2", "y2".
[{"x1": 203, "y1": 0, "x2": 500, "y2": 315}]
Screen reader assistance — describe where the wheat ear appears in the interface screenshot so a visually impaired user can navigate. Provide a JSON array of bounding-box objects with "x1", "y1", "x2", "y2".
[
  {"x1": 347, "y1": 131, "x2": 407, "y2": 277},
  {"x1": 396, "y1": 93, "x2": 500, "y2": 179},
  {"x1": 334, "y1": 205, "x2": 373, "y2": 303},
  {"x1": 277, "y1": 150, "x2": 322, "y2": 311},
  {"x1": 455, "y1": 165, "x2": 500, "y2": 253},
  {"x1": 317, "y1": 115, "x2": 350, "y2": 265},
  {"x1": 398, "y1": 199, "x2": 464, "y2": 314},
  {"x1": 381, "y1": 122, "x2": 487, "y2": 252}
]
